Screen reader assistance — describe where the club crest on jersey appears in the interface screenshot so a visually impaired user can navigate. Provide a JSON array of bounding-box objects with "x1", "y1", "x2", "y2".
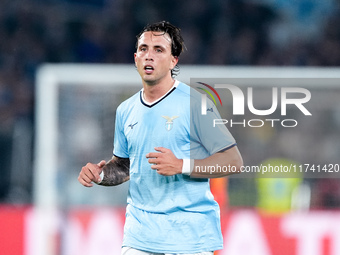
[{"x1": 162, "y1": 116, "x2": 179, "y2": 131}]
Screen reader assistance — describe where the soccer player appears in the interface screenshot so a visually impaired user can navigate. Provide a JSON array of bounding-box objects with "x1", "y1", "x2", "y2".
[{"x1": 78, "y1": 21, "x2": 243, "y2": 255}]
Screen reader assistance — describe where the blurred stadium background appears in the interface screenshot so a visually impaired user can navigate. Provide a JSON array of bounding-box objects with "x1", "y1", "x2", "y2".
[{"x1": 1, "y1": 0, "x2": 340, "y2": 255}]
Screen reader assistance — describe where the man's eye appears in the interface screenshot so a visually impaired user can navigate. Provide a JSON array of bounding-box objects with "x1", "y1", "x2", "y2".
[
  {"x1": 140, "y1": 47, "x2": 147, "y2": 51},
  {"x1": 156, "y1": 49, "x2": 162, "y2": 53}
]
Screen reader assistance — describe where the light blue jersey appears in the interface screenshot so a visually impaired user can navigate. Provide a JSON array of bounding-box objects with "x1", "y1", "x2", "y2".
[{"x1": 113, "y1": 81, "x2": 236, "y2": 253}]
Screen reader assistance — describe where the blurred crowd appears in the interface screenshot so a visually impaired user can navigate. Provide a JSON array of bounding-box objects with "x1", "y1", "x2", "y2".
[{"x1": 0, "y1": 0, "x2": 340, "y2": 205}]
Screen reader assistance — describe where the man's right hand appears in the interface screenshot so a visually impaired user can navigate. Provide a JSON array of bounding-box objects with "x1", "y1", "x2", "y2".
[{"x1": 78, "y1": 160, "x2": 106, "y2": 187}]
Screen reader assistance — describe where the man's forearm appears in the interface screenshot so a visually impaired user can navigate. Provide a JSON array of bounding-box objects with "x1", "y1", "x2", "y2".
[
  {"x1": 99, "y1": 156, "x2": 130, "y2": 186},
  {"x1": 190, "y1": 146, "x2": 243, "y2": 178}
]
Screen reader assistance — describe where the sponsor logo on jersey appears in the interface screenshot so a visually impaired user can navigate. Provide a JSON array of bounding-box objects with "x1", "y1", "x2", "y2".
[{"x1": 128, "y1": 122, "x2": 138, "y2": 129}]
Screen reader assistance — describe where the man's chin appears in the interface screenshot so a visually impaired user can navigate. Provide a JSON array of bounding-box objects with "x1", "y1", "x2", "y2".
[{"x1": 143, "y1": 76, "x2": 158, "y2": 85}]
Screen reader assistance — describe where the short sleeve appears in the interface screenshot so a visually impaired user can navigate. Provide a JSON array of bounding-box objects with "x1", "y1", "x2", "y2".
[
  {"x1": 113, "y1": 106, "x2": 129, "y2": 158},
  {"x1": 190, "y1": 98, "x2": 236, "y2": 156}
]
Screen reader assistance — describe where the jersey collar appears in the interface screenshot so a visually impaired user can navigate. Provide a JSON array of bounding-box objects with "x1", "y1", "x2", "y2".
[{"x1": 140, "y1": 80, "x2": 179, "y2": 108}]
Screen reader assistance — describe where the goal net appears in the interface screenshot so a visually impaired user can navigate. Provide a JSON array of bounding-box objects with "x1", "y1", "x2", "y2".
[
  {"x1": 32, "y1": 64, "x2": 340, "y2": 255},
  {"x1": 34, "y1": 64, "x2": 340, "y2": 209}
]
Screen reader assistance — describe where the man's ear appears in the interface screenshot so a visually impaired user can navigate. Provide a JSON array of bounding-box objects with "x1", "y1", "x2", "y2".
[{"x1": 170, "y1": 56, "x2": 179, "y2": 70}]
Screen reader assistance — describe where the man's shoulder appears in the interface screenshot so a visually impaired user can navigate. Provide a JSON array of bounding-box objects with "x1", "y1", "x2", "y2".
[
  {"x1": 176, "y1": 81, "x2": 202, "y2": 102},
  {"x1": 117, "y1": 90, "x2": 140, "y2": 112}
]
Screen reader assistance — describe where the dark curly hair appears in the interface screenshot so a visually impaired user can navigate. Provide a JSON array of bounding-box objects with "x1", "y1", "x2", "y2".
[{"x1": 136, "y1": 21, "x2": 186, "y2": 77}]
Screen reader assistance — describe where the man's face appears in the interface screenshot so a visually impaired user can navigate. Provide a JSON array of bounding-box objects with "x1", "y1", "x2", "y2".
[{"x1": 134, "y1": 31, "x2": 178, "y2": 85}]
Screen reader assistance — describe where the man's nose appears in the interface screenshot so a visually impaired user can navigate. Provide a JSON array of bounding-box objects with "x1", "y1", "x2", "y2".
[{"x1": 145, "y1": 50, "x2": 154, "y2": 61}]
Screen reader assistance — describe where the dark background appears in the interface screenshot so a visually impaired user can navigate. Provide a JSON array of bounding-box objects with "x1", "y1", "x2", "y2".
[{"x1": 0, "y1": 0, "x2": 339, "y2": 207}]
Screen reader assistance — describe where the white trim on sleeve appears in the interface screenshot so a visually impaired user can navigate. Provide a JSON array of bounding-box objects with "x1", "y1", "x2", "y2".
[{"x1": 182, "y1": 159, "x2": 194, "y2": 175}]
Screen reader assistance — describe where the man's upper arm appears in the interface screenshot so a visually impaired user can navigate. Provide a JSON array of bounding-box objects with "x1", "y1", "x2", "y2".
[{"x1": 113, "y1": 106, "x2": 129, "y2": 158}]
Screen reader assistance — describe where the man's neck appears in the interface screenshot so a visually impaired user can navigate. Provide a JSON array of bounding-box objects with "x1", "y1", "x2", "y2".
[{"x1": 142, "y1": 78, "x2": 175, "y2": 103}]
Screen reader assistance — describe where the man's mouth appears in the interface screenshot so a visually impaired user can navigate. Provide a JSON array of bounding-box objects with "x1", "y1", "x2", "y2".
[{"x1": 144, "y1": 65, "x2": 154, "y2": 74}]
